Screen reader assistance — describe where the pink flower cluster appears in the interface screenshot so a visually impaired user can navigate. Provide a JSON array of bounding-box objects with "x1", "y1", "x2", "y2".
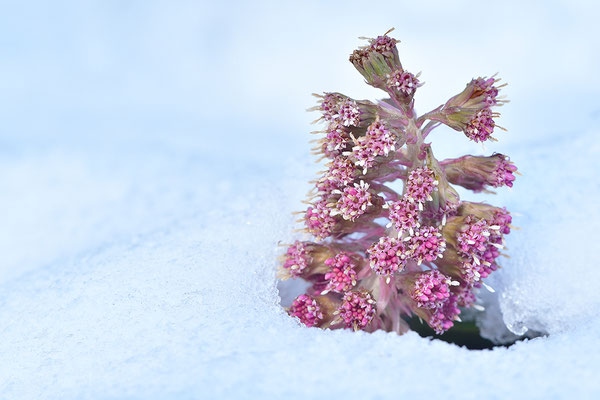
[
  {"x1": 289, "y1": 294, "x2": 324, "y2": 328},
  {"x1": 429, "y1": 295, "x2": 461, "y2": 334},
  {"x1": 282, "y1": 241, "x2": 310, "y2": 278},
  {"x1": 351, "y1": 120, "x2": 398, "y2": 173},
  {"x1": 323, "y1": 253, "x2": 358, "y2": 294},
  {"x1": 441, "y1": 153, "x2": 518, "y2": 192},
  {"x1": 336, "y1": 291, "x2": 376, "y2": 330},
  {"x1": 281, "y1": 30, "x2": 515, "y2": 336},
  {"x1": 387, "y1": 197, "x2": 420, "y2": 234},
  {"x1": 406, "y1": 167, "x2": 437, "y2": 204},
  {"x1": 387, "y1": 70, "x2": 420, "y2": 96},
  {"x1": 334, "y1": 180, "x2": 374, "y2": 221},
  {"x1": 409, "y1": 270, "x2": 453, "y2": 309},
  {"x1": 465, "y1": 108, "x2": 496, "y2": 142},
  {"x1": 406, "y1": 225, "x2": 446, "y2": 264},
  {"x1": 367, "y1": 236, "x2": 407, "y2": 278}
]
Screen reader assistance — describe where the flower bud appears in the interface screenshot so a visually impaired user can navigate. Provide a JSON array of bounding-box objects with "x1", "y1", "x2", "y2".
[
  {"x1": 305, "y1": 189, "x2": 386, "y2": 241},
  {"x1": 288, "y1": 294, "x2": 340, "y2": 328},
  {"x1": 288, "y1": 294, "x2": 323, "y2": 327},
  {"x1": 436, "y1": 107, "x2": 499, "y2": 142},
  {"x1": 312, "y1": 93, "x2": 378, "y2": 128},
  {"x1": 442, "y1": 154, "x2": 517, "y2": 192},
  {"x1": 420, "y1": 76, "x2": 505, "y2": 141},
  {"x1": 447, "y1": 76, "x2": 504, "y2": 110},
  {"x1": 281, "y1": 241, "x2": 335, "y2": 278},
  {"x1": 349, "y1": 33, "x2": 402, "y2": 89}
]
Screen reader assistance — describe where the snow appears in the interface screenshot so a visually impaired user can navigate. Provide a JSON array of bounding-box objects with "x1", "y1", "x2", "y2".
[{"x1": 1, "y1": 1, "x2": 600, "y2": 398}]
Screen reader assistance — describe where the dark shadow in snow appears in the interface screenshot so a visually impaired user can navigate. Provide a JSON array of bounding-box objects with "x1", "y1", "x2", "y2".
[{"x1": 407, "y1": 317, "x2": 546, "y2": 350}]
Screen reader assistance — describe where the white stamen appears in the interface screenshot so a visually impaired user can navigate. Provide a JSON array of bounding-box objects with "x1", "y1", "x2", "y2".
[{"x1": 482, "y1": 282, "x2": 495, "y2": 293}]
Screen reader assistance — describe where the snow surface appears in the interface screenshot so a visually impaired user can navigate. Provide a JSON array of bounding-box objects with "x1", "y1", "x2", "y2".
[{"x1": 1, "y1": 1, "x2": 600, "y2": 399}]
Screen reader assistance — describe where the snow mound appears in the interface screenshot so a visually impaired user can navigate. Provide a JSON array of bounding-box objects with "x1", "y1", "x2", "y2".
[
  {"x1": 1, "y1": 1, "x2": 599, "y2": 397},
  {"x1": 477, "y1": 131, "x2": 600, "y2": 342},
  {"x1": 0, "y1": 128, "x2": 599, "y2": 398}
]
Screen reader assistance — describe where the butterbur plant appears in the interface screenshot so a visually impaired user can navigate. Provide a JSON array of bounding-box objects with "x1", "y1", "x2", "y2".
[{"x1": 280, "y1": 29, "x2": 517, "y2": 335}]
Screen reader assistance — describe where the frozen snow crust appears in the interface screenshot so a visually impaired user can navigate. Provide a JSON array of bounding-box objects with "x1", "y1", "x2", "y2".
[{"x1": 0, "y1": 128, "x2": 598, "y2": 399}]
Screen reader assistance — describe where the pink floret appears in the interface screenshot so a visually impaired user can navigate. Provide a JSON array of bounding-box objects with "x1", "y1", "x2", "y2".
[
  {"x1": 317, "y1": 156, "x2": 356, "y2": 193},
  {"x1": 406, "y1": 167, "x2": 437, "y2": 203},
  {"x1": 370, "y1": 35, "x2": 397, "y2": 53},
  {"x1": 319, "y1": 93, "x2": 343, "y2": 121},
  {"x1": 367, "y1": 236, "x2": 407, "y2": 277},
  {"x1": 474, "y1": 77, "x2": 499, "y2": 106},
  {"x1": 410, "y1": 270, "x2": 452, "y2": 309},
  {"x1": 388, "y1": 197, "x2": 420, "y2": 233},
  {"x1": 405, "y1": 225, "x2": 446, "y2": 264},
  {"x1": 492, "y1": 155, "x2": 517, "y2": 188},
  {"x1": 428, "y1": 295, "x2": 461, "y2": 334},
  {"x1": 337, "y1": 291, "x2": 376, "y2": 330},
  {"x1": 456, "y1": 217, "x2": 490, "y2": 259},
  {"x1": 323, "y1": 252, "x2": 358, "y2": 293},
  {"x1": 335, "y1": 181, "x2": 373, "y2": 221},
  {"x1": 283, "y1": 241, "x2": 310, "y2": 278},
  {"x1": 387, "y1": 70, "x2": 419, "y2": 96},
  {"x1": 465, "y1": 107, "x2": 495, "y2": 142},
  {"x1": 289, "y1": 294, "x2": 323, "y2": 328},
  {"x1": 336, "y1": 99, "x2": 360, "y2": 127},
  {"x1": 305, "y1": 200, "x2": 336, "y2": 240}
]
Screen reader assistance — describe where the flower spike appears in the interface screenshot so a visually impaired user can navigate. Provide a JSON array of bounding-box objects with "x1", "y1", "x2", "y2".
[{"x1": 281, "y1": 30, "x2": 515, "y2": 338}]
